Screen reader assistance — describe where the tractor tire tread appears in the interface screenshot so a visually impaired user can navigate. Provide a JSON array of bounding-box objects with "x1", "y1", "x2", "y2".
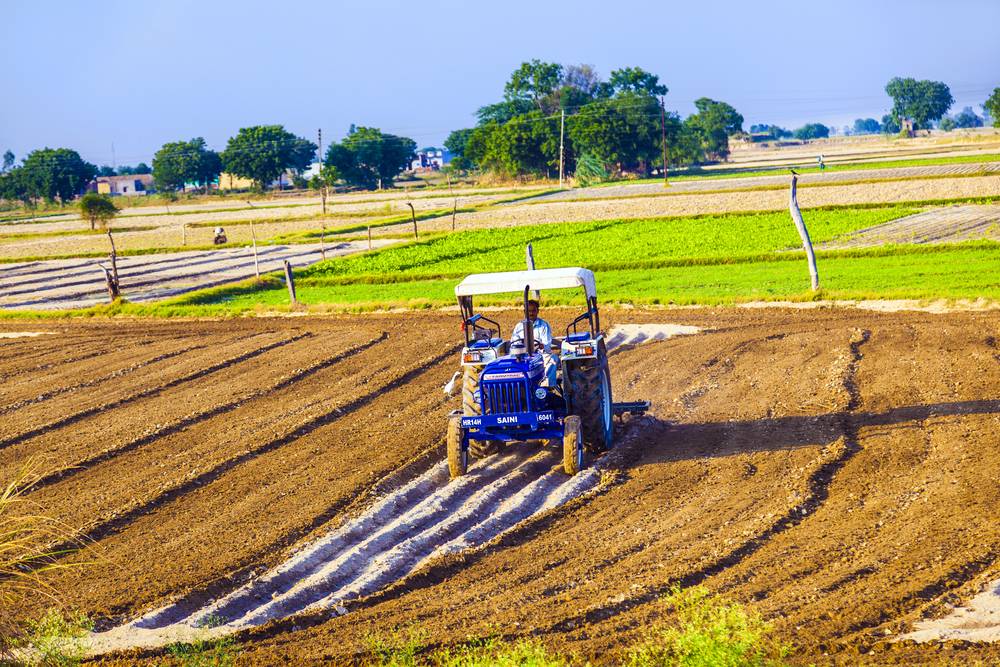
[{"x1": 565, "y1": 343, "x2": 612, "y2": 454}]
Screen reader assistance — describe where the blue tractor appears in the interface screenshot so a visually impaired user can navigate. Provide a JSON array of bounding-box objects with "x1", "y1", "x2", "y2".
[{"x1": 447, "y1": 267, "x2": 647, "y2": 478}]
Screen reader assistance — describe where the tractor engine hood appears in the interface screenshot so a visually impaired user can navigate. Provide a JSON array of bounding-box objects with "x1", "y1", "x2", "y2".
[{"x1": 481, "y1": 353, "x2": 544, "y2": 382}]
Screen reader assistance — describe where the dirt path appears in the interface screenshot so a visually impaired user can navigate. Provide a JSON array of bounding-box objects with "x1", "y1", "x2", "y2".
[{"x1": 2, "y1": 309, "x2": 999, "y2": 665}]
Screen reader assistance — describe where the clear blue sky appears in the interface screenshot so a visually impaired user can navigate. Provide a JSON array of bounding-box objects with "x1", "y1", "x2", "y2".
[{"x1": 2, "y1": 0, "x2": 998, "y2": 167}]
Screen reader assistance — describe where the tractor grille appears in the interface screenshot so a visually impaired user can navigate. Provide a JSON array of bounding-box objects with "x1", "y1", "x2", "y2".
[{"x1": 483, "y1": 380, "x2": 529, "y2": 415}]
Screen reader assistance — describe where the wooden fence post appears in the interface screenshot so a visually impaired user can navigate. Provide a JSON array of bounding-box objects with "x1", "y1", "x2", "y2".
[
  {"x1": 100, "y1": 266, "x2": 119, "y2": 302},
  {"x1": 452, "y1": 199, "x2": 457, "y2": 231},
  {"x1": 249, "y1": 219, "x2": 260, "y2": 280},
  {"x1": 367, "y1": 225, "x2": 372, "y2": 250},
  {"x1": 789, "y1": 172, "x2": 819, "y2": 291},
  {"x1": 284, "y1": 260, "x2": 297, "y2": 304},
  {"x1": 407, "y1": 202, "x2": 417, "y2": 239},
  {"x1": 106, "y1": 229, "x2": 121, "y2": 299}
]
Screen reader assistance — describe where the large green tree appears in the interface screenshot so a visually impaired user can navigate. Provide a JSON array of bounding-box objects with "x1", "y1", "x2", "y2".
[
  {"x1": 853, "y1": 118, "x2": 882, "y2": 134},
  {"x1": 153, "y1": 137, "x2": 222, "y2": 191},
  {"x1": 605, "y1": 67, "x2": 668, "y2": 97},
  {"x1": 444, "y1": 128, "x2": 475, "y2": 170},
  {"x1": 504, "y1": 60, "x2": 564, "y2": 112},
  {"x1": 220, "y1": 126, "x2": 317, "y2": 190},
  {"x1": 2, "y1": 151, "x2": 14, "y2": 173},
  {"x1": 0, "y1": 168, "x2": 33, "y2": 208},
  {"x1": 568, "y1": 93, "x2": 660, "y2": 173},
  {"x1": 885, "y1": 77, "x2": 953, "y2": 130},
  {"x1": 953, "y1": 106, "x2": 983, "y2": 129},
  {"x1": 985, "y1": 88, "x2": 1000, "y2": 128},
  {"x1": 324, "y1": 127, "x2": 416, "y2": 190},
  {"x1": 793, "y1": 123, "x2": 830, "y2": 140},
  {"x1": 685, "y1": 98, "x2": 744, "y2": 160},
  {"x1": 19, "y1": 148, "x2": 96, "y2": 203}
]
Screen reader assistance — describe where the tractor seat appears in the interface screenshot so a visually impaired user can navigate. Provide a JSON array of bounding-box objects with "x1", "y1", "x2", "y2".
[{"x1": 470, "y1": 337, "x2": 503, "y2": 349}]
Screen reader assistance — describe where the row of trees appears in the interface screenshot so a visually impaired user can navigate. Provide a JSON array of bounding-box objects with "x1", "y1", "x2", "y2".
[
  {"x1": 3, "y1": 81, "x2": 999, "y2": 203},
  {"x1": 753, "y1": 83, "x2": 1000, "y2": 141},
  {"x1": 444, "y1": 60, "x2": 744, "y2": 179},
  {"x1": 0, "y1": 148, "x2": 98, "y2": 206},
  {"x1": 150, "y1": 125, "x2": 416, "y2": 192},
  {"x1": 0, "y1": 123, "x2": 420, "y2": 204}
]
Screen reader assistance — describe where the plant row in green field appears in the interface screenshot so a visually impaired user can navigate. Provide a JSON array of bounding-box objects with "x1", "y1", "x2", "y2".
[{"x1": 298, "y1": 207, "x2": 917, "y2": 281}]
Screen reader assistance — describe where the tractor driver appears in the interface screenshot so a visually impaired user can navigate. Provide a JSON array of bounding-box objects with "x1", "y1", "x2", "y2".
[
  {"x1": 511, "y1": 299, "x2": 552, "y2": 349},
  {"x1": 512, "y1": 300, "x2": 558, "y2": 387}
]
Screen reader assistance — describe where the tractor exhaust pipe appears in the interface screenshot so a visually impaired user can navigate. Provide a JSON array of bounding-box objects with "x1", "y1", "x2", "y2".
[{"x1": 522, "y1": 285, "x2": 534, "y2": 355}]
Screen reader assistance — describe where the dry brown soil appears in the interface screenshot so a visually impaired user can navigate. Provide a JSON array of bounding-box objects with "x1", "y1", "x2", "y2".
[{"x1": 1, "y1": 308, "x2": 998, "y2": 665}]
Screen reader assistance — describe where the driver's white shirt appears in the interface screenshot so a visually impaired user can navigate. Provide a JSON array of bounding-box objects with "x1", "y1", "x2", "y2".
[{"x1": 511, "y1": 318, "x2": 552, "y2": 347}]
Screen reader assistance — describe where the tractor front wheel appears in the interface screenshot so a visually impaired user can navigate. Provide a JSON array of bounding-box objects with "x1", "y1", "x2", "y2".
[
  {"x1": 565, "y1": 341, "x2": 613, "y2": 454},
  {"x1": 447, "y1": 416, "x2": 468, "y2": 479},
  {"x1": 563, "y1": 415, "x2": 584, "y2": 475}
]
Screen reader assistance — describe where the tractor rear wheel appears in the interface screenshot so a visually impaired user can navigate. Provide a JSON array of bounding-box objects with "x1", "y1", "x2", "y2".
[
  {"x1": 565, "y1": 341, "x2": 613, "y2": 454},
  {"x1": 463, "y1": 366, "x2": 500, "y2": 458},
  {"x1": 563, "y1": 415, "x2": 583, "y2": 475},
  {"x1": 447, "y1": 416, "x2": 467, "y2": 479}
]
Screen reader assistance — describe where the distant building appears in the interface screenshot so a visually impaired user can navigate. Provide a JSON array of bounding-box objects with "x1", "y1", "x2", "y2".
[
  {"x1": 95, "y1": 174, "x2": 153, "y2": 196},
  {"x1": 410, "y1": 148, "x2": 450, "y2": 172},
  {"x1": 216, "y1": 171, "x2": 297, "y2": 191}
]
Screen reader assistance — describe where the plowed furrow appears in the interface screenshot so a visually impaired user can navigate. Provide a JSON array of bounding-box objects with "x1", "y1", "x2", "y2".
[
  {"x1": 28, "y1": 333, "x2": 388, "y2": 491},
  {"x1": 540, "y1": 330, "x2": 872, "y2": 635},
  {"x1": 0, "y1": 340, "x2": 212, "y2": 416},
  {"x1": 47, "y1": 344, "x2": 460, "y2": 557},
  {"x1": 0, "y1": 337, "x2": 108, "y2": 373},
  {"x1": 0, "y1": 332, "x2": 303, "y2": 450},
  {"x1": 0, "y1": 333, "x2": 196, "y2": 386}
]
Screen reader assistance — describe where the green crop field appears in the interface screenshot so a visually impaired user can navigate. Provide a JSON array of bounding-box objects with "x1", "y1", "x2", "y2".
[
  {"x1": 122, "y1": 205, "x2": 991, "y2": 313},
  {"x1": 13, "y1": 203, "x2": 995, "y2": 320}
]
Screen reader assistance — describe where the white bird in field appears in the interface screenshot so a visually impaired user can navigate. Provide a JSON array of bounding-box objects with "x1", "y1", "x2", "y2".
[{"x1": 443, "y1": 371, "x2": 462, "y2": 396}]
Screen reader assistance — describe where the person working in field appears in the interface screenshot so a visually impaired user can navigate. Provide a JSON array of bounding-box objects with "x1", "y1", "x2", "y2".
[
  {"x1": 512, "y1": 299, "x2": 557, "y2": 386},
  {"x1": 512, "y1": 299, "x2": 552, "y2": 348}
]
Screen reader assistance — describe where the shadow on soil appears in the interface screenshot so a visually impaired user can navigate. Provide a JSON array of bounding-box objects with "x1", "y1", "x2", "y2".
[{"x1": 643, "y1": 398, "x2": 1000, "y2": 465}]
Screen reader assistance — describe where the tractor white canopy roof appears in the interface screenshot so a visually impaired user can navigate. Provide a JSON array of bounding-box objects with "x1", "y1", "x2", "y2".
[{"x1": 455, "y1": 267, "x2": 596, "y2": 299}]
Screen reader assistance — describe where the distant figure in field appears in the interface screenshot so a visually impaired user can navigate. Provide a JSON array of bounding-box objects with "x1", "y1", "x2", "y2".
[
  {"x1": 213, "y1": 227, "x2": 227, "y2": 245},
  {"x1": 817, "y1": 155, "x2": 825, "y2": 170}
]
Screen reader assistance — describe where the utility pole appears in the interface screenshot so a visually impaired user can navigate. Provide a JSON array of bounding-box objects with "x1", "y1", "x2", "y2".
[
  {"x1": 558, "y1": 108, "x2": 566, "y2": 188},
  {"x1": 318, "y1": 128, "x2": 326, "y2": 259},
  {"x1": 660, "y1": 96, "x2": 669, "y2": 187}
]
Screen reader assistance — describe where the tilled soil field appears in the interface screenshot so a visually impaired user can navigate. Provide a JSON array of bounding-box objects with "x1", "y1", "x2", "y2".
[
  {"x1": 0, "y1": 240, "x2": 396, "y2": 310},
  {"x1": 2, "y1": 308, "x2": 999, "y2": 665}
]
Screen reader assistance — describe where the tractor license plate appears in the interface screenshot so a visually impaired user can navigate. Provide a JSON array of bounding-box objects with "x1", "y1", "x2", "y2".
[{"x1": 462, "y1": 411, "x2": 558, "y2": 429}]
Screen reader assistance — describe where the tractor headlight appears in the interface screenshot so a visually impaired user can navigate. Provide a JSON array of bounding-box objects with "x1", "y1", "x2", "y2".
[
  {"x1": 463, "y1": 351, "x2": 482, "y2": 363},
  {"x1": 574, "y1": 344, "x2": 594, "y2": 356},
  {"x1": 535, "y1": 387, "x2": 547, "y2": 399}
]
